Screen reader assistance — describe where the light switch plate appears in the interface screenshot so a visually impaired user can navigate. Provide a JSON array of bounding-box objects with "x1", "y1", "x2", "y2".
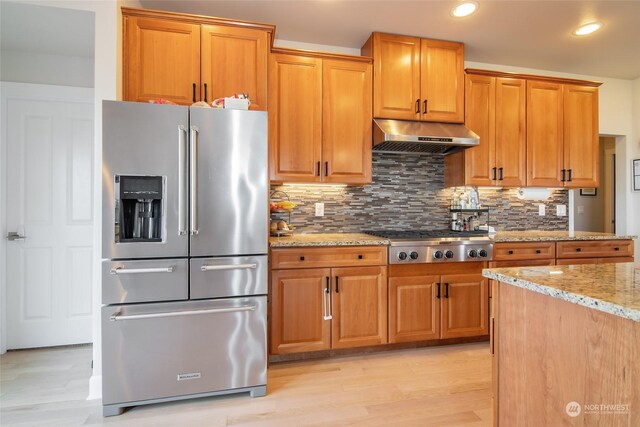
[
  {"x1": 556, "y1": 204, "x2": 567, "y2": 216},
  {"x1": 315, "y1": 202, "x2": 324, "y2": 217},
  {"x1": 538, "y1": 205, "x2": 546, "y2": 216}
]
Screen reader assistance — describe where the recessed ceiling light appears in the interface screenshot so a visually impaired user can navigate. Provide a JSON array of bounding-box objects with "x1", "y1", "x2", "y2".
[
  {"x1": 573, "y1": 22, "x2": 603, "y2": 36},
  {"x1": 451, "y1": 2, "x2": 478, "y2": 18}
]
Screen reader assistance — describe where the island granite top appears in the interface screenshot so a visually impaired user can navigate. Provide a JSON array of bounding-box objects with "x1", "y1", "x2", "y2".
[
  {"x1": 483, "y1": 262, "x2": 640, "y2": 322},
  {"x1": 492, "y1": 230, "x2": 636, "y2": 242},
  {"x1": 269, "y1": 233, "x2": 390, "y2": 248}
]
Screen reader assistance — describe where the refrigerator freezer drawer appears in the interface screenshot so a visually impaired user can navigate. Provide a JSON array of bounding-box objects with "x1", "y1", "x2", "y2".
[
  {"x1": 190, "y1": 255, "x2": 267, "y2": 299},
  {"x1": 102, "y1": 296, "x2": 267, "y2": 407},
  {"x1": 102, "y1": 259, "x2": 188, "y2": 304}
]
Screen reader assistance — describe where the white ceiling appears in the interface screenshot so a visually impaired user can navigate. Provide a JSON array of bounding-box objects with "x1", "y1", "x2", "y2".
[
  {"x1": 0, "y1": 1, "x2": 94, "y2": 58},
  {"x1": 138, "y1": 0, "x2": 640, "y2": 80}
]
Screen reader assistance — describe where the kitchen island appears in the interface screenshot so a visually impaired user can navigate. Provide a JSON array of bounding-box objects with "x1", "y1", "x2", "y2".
[{"x1": 484, "y1": 262, "x2": 640, "y2": 426}]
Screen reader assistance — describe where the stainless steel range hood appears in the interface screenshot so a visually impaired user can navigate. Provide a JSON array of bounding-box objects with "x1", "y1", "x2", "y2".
[{"x1": 373, "y1": 119, "x2": 480, "y2": 155}]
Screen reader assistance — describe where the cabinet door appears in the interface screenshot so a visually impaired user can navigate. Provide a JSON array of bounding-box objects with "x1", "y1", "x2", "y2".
[
  {"x1": 388, "y1": 275, "x2": 440, "y2": 343},
  {"x1": 124, "y1": 17, "x2": 200, "y2": 105},
  {"x1": 270, "y1": 268, "x2": 331, "y2": 354},
  {"x1": 268, "y1": 53, "x2": 322, "y2": 182},
  {"x1": 332, "y1": 266, "x2": 387, "y2": 349},
  {"x1": 464, "y1": 73, "x2": 496, "y2": 186},
  {"x1": 200, "y1": 25, "x2": 268, "y2": 110},
  {"x1": 420, "y1": 39, "x2": 464, "y2": 123},
  {"x1": 563, "y1": 85, "x2": 599, "y2": 188},
  {"x1": 495, "y1": 78, "x2": 526, "y2": 187},
  {"x1": 371, "y1": 33, "x2": 421, "y2": 120},
  {"x1": 526, "y1": 81, "x2": 564, "y2": 187},
  {"x1": 440, "y1": 273, "x2": 488, "y2": 339},
  {"x1": 322, "y1": 59, "x2": 372, "y2": 184}
]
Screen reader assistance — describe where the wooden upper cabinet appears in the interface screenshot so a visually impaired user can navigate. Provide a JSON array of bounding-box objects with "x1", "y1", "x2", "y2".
[
  {"x1": 495, "y1": 77, "x2": 526, "y2": 187},
  {"x1": 527, "y1": 80, "x2": 564, "y2": 187},
  {"x1": 445, "y1": 73, "x2": 525, "y2": 187},
  {"x1": 362, "y1": 32, "x2": 464, "y2": 122},
  {"x1": 563, "y1": 84, "x2": 599, "y2": 188},
  {"x1": 331, "y1": 266, "x2": 387, "y2": 349},
  {"x1": 440, "y1": 273, "x2": 488, "y2": 339},
  {"x1": 200, "y1": 25, "x2": 268, "y2": 110},
  {"x1": 463, "y1": 73, "x2": 496, "y2": 186},
  {"x1": 268, "y1": 53, "x2": 322, "y2": 182},
  {"x1": 365, "y1": 32, "x2": 421, "y2": 120},
  {"x1": 420, "y1": 39, "x2": 464, "y2": 122},
  {"x1": 322, "y1": 59, "x2": 372, "y2": 184},
  {"x1": 270, "y1": 268, "x2": 331, "y2": 354},
  {"x1": 124, "y1": 16, "x2": 201, "y2": 105}
]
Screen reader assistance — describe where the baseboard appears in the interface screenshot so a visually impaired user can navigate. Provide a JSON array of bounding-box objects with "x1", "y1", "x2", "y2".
[{"x1": 87, "y1": 374, "x2": 102, "y2": 400}]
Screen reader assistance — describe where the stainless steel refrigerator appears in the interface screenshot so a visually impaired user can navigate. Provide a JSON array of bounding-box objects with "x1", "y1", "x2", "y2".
[{"x1": 101, "y1": 101, "x2": 267, "y2": 416}]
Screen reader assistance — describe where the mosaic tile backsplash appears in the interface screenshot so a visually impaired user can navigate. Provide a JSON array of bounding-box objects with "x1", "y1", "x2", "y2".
[{"x1": 270, "y1": 153, "x2": 569, "y2": 233}]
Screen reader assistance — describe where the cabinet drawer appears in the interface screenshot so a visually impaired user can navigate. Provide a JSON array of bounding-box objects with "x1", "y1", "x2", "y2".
[
  {"x1": 270, "y1": 246, "x2": 387, "y2": 269},
  {"x1": 556, "y1": 240, "x2": 634, "y2": 259},
  {"x1": 493, "y1": 242, "x2": 555, "y2": 261},
  {"x1": 488, "y1": 259, "x2": 555, "y2": 268}
]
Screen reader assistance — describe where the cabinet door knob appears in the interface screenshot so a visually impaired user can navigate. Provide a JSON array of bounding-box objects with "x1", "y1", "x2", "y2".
[
  {"x1": 299, "y1": 256, "x2": 305, "y2": 261},
  {"x1": 576, "y1": 248, "x2": 581, "y2": 252},
  {"x1": 536, "y1": 249, "x2": 541, "y2": 254},
  {"x1": 358, "y1": 254, "x2": 363, "y2": 260},
  {"x1": 614, "y1": 247, "x2": 620, "y2": 251},
  {"x1": 508, "y1": 250, "x2": 514, "y2": 255}
]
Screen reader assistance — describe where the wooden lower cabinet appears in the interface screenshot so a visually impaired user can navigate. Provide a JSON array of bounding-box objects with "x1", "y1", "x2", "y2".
[
  {"x1": 388, "y1": 271, "x2": 489, "y2": 343},
  {"x1": 331, "y1": 266, "x2": 387, "y2": 349},
  {"x1": 270, "y1": 265, "x2": 387, "y2": 354},
  {"x1": 270, "y1": 268, "x2": 331, "y2": 354}
]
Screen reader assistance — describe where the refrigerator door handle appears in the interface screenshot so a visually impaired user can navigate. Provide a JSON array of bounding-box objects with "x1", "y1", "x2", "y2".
[
  {"x1": 178, "y1": 125, "x2": 188, "y2": 236},
  {"x1": 189, "y1": 126, "x2": 199, "y2": 235},
  {"x1": 109, "y1": 305, "x2": 257, "y2": 321},
  {"x1": 200, "y1": 263, "x2": 257, "y2": 272},
  {"x1": 110, "y1": 266, "x2": 175, "y2": 275}
]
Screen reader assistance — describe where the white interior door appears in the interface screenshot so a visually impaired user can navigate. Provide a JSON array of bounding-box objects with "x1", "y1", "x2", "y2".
[{"x1": 2, "y1": 82, "x2": 94, "y2": 349}]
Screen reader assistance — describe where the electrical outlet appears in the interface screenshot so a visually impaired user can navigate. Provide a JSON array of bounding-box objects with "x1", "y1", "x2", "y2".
[
  {"x1": 577, "y1": 205, "x2": 585, "y2": 214},
  {"x1": 315, "y1": 202, "x2": 324, "y2": 217},
  {"x1": 538, "y1": 205, "x2": 546, "y2": 216},
  {"x1": 556, "y1": 204, "x2": 567, "y2": 216}
]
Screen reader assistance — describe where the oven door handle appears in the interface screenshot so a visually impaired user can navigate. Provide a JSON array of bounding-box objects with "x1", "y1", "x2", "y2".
[
  {"x1": 110, "y1": 266, "x2": 174, "y2": 275},
  {"x1": 110, "y1": 305, "x2": 256, "y2": 321},
  {"x1": 200, "y1": 263, "x2": 257, "y2": 271}
]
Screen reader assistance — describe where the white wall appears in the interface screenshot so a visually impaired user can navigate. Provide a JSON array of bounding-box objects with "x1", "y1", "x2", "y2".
[{"x1": 1, "y1": 50, "x2": 94, "y2": 88}]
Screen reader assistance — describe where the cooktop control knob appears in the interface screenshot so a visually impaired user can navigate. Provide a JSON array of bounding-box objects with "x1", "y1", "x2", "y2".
[
  {"x1": 479, "y1": 249, "x2": 488, "y2": 258},
  {"x1": 433, "y1": 250, "x2": 444, "y2": 259},
  {"x1": 398, "y1": 252, "x2": 408, "y2": 260},
  {"x1": 410, "y1": 251, "x2": 419, "y2": 260},
  {"x1": 468, "y1": 249, "x2": 478, "y2": 258},
  {"x1": 445, "y1": 250, "x2": 454, "y2": 259}
]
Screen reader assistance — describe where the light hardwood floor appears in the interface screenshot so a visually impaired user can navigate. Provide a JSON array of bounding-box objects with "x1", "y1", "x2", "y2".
[{"x1": 1, "y1": 343, "x2": 491, "y2": 426}]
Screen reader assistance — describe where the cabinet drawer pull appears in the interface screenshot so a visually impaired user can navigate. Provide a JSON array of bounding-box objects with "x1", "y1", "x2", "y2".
[
  {"x1": 576, "y1": 248, "x2": 582, "y2": 252},
  {"x1": 508, "y1": 250, "x2": 514, "y2": 255},
  {"x1": 614, "y1": 247, "x2": 620, "y2": 251},
  {"x1": 415, "y1": 99, "x2": 420, "y2": 114},
  {"x1": 299, "y1": 256, "x2": 305, "y2": 261},
  {"x1": 436, "y1": 283, "x2": 441, "y2": 299},
  {"x1": 358, "y1": 254, "x2": 363, "y2": 260},
  {"x1": 536, "y1": 249, "x2": 541, "y2": 254}
]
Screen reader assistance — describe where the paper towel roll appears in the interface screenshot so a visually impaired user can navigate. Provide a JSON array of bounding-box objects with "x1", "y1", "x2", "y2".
[{"x1": 517, "y1": 188, "x2": 551, "y2": 200}]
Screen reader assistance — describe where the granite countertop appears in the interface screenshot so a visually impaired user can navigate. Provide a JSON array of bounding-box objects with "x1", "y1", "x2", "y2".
[
  {"x1": 493, "y1": 230, "x2": 637, "y2": 242},
  {"x1": 483, "y1": 262, "x2": 640, "y2": 322},
  {"x1": 269, "y1": 233, "x2": 390, "y2": 248}
]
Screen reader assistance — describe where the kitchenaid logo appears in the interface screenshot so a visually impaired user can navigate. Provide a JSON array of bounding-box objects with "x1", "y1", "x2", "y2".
[
  {"x1": 566, "y1": 401, "x2": 630, "y2": 417},
  {"x1": 177, "y1": 372, "x2": 201, "y2": 381}
]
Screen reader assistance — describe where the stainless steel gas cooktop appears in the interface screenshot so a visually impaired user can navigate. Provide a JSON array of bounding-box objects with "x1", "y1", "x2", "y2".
[{"x1": 364, "y1": 230, "x2": 494, "y2": 265}]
